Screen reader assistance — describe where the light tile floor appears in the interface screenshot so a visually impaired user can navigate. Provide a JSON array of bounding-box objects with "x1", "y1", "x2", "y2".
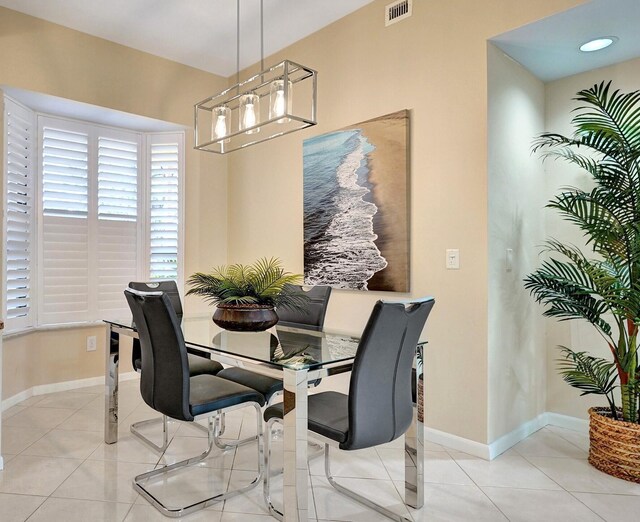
[{"x1": 1, "y1": 379, "x2": 639, "y2": 521}]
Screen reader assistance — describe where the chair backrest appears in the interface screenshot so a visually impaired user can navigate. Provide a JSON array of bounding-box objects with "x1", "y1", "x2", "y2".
[
  {"x1": 277, "y1": 285, "x2": 332, "y2": 331},
  {"x1": 344, "y1": 297, "x2": 435, "y2": 451},
  {"x1": 124, "y1": 288, "x2": 193, "y2": 422},
  {"x1": 128, "y1": 281, "x2": 182, "y2": 370},
  {"x1": 128, "y1": 281, "x2": 183, "y2": 323}
]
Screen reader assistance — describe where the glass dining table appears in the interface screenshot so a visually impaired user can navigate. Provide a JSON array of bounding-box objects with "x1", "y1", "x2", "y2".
[{"x1": 103, "y1": 314, "x2": 425, "y2": 522}]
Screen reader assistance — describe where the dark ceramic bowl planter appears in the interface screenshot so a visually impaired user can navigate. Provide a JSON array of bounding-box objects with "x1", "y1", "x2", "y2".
[{"x1": 213, "y1": 303, "x2": 279, "y2": 332}]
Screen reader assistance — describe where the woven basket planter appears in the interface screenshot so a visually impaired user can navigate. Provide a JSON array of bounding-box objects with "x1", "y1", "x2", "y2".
[{"x1": 588, "y1": 407, "x2": 640, "y2": 483}]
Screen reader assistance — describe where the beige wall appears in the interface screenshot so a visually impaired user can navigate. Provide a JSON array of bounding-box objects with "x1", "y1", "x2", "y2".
[
  {"x1": 487, "y1": 45, "x2": 547, "y2": 442},
  {"x1": 544, "y1": 57, "x2": 640, "y2": 419},
  {"x1": 0, "y1": 1, "x2": 591, "y2": 447},
  {"x1": 226, "y1": 0, "x2": 584, "y2": 443},
  {"x1": 0, "y1": 7, "x2": 227, "y2": 401},
  {"x1": 2, "y1": 326, "x2": 136, "y2": 400}
]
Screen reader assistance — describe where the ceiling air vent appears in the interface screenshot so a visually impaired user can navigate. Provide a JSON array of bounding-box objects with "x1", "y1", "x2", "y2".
[{"x1": 385, "y1": 0, "x2": 412, "y2": 26}]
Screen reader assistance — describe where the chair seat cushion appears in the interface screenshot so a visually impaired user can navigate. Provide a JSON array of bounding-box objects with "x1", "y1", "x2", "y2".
[
  {"x1": 133, "y1": 353, "x2": 223, "y2": 376},
  {"x1": 189, "y1": 374, "x2": 266, "y2": 417},
  {"x1": 264, "y1": 391, "x2": 349, "y2": 444},
  {"x1": 188, "y1": 353, "x2": 224, "y2": 376},
  {"x1": 217, "y1": 367, "x2": 283, "y2": 402}
]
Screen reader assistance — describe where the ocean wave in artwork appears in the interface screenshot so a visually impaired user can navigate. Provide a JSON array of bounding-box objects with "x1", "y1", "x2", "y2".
[{"x1": 304, "y1": 130, "x2": 387, "y2": 290}]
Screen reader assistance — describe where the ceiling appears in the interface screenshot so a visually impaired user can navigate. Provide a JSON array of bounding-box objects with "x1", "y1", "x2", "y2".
[
  {"x1": 0, "y1": 0, "x2": 375, "y2": 77},
  {"x1": 491, "y1": 0, "x2": 640, "y2": 82},
  {"x1": 4, "y1": 0, "x2": 639, "y2": 83}
]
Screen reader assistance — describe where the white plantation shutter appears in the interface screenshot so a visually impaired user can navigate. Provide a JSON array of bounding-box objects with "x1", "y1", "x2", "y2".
[
  {"x1": 148, "y1": 138, "x2": 181, "y2": 281},
  {"x1": 3, "y1": 98, "x2": 35, "y2": 331},
  {"x1": 39, "y1": 119, "x2": 144, "y2": 324},
  {"x1": 3, "y1": 105, "x2": 184, "y2": 330},
  {"x1": 96, "y1": 134, "x2": 140, "y2": 317},
  {"x1": 40, "y1": 120, "x2": 90, "y2": 324}
]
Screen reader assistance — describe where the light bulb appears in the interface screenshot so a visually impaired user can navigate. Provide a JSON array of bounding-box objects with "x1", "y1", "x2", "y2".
[
  {"x1": 212, "y1": 105, "x2": 230, "y2": 143},
  {"x1": 274, "y1": 90, "x2": 286, "y2": 117},
  {"x1": 269, "y1": 79, "x2": 293, "y2": 123},
  {"x1": 243, "y1": 104, "x2": 256, "y2": 127},
  {"x1": 239, "y1": 93, "x2": 260, "y2": 134}
]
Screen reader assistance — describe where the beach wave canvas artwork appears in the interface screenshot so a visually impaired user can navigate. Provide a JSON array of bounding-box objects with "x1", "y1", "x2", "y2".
[{"x1": 303, "y1": 110, "x2": 409, "y2": 292}]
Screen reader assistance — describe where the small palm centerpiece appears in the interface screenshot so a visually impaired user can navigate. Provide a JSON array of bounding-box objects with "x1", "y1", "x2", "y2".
[
  {"x1": 187, "y1": 258, "x2": 307, "y2": 331},
  {"x1": 525, "y1": 82, "x2": 640, "y2": 483}
]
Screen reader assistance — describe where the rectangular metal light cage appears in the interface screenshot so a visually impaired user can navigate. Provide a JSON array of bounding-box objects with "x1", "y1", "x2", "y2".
[{"x1": 194, "y1": 60, "x2": 317, "y2": 154}]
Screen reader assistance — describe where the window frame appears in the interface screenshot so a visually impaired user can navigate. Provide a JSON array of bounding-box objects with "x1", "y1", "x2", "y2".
[{"x1": 2, "y1": 101, "x2": 185, "y2": 333}]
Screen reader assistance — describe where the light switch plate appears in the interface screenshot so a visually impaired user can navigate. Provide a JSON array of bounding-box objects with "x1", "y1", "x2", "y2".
[
  {"x1": 506, "y1": 248, "x2": 514, "y2": 272},
  {"x1": 87, "y1": 335, "x2": 97, "y2": 352},
  {"x1": 446, "y1": 249, "x2": 460, "y2": 270}
]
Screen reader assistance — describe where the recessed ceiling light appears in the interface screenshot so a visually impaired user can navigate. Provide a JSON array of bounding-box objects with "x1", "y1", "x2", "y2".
[{"x1": 579, "y1": 37, "x2": 618, "y2": 52}]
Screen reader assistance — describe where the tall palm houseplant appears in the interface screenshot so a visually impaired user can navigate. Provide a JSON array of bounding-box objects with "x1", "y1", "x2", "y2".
[
  {"x1": 525, "y1": 82, "x2": 640, "y2": 425},
  {"x1": 525, "y1": 82, "x2": 640, "y2": 482}
]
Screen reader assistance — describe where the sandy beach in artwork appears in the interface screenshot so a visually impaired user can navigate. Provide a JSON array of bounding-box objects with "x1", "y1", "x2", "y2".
[{"x1": 346, "y1": 110, "x2": 410, "y2": 292}]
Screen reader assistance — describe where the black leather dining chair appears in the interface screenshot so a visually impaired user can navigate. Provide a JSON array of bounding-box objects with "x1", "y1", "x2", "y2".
[
  {"x1": 128, "y1": 281, "x2": 223, "y2": 452},
  {"x1": 216, "y1": 285, "x2": 332, "y2": 403},
  {"x1": 262, "y1": 297, "x2": 435, "y2": 521},
  {"x1": 124, "y1": 288, "x2": 266, "y2": 518}
]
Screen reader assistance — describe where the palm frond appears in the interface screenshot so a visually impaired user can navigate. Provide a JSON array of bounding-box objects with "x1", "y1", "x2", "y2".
[
  {"x1": 557, "y1": 346, "x2": 618, "y2": 417},
  {"x1": 186, "y1": 258, "x2": 308, "y2": 310}
]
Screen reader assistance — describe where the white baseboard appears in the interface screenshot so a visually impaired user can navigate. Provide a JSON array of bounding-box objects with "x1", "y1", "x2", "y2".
[
  {"x1": 425, "y1": 427, "x2": 492, "y2": 459},
  {"x1": 425, "y1": 411, "x2": 588, "y2": 460},
  {"x1": 544, "y1": 412, "x2": 589, "y2": 433},
  {"x1": 488, "y1": 413, "x2": 548, "y2": 459},
  {"x1": 1, "y1": 371, "x2": 139, "y2": 412}
]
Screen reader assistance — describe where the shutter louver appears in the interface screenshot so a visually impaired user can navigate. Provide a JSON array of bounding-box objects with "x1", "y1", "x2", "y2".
[
  {"x1": 42, "y1": 127, "x2": 88, "y2": 217},
  {"x1": 40, "y1": 124, "x2": 89, "y2": 324},
  {"x1": 4, "y1": 99, "x2": 34, "y2": 329},
  {"x1": 149, "y1": 143, "x2": 180, "y2": 280},
  {"x1": 98, "y1": 137, "x2": 138, "y2": 221}
]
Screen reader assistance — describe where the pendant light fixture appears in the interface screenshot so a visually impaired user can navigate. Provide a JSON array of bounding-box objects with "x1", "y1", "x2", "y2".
[{"x1": 195, "y1": 0, "x2": 317, "y2": 154}]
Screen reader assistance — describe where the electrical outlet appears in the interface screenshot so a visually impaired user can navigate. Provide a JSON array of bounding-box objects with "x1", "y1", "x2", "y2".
[
  {"x1": 86, "y1": 335, "x2": 97, "y2": 352},
  {"x1": 446, "y1": 249, "x2": 460, "y2": 270}
]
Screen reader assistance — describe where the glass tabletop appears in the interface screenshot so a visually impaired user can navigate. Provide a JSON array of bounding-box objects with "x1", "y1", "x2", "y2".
[{"x1": 104, "y1": 314, "x2": 363, "y2": 370}]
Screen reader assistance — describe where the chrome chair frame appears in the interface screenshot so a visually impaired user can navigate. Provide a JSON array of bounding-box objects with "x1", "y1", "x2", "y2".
[
  {"x1": 134, "y1": 401, "x2": 264, "y2": 518},
  {"x1": 263, "y1": 417, "x2": 411, "y2": 522}
]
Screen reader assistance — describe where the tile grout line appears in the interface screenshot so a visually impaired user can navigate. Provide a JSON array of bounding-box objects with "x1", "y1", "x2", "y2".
[
  {"x1": 10, "y1": 392, "x2": 120, "y2": 520},
  {"x1": 443, "y1": 448, "x2": 513, "y2": 521},
  {"x1": 517, "y1": 451, "x2": 608, "y2": 521}
]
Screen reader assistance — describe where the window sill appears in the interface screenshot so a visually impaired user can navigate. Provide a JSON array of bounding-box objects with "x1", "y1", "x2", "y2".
[{"x1": 2, "y1": 321, "x2": 106, "y2": 340}]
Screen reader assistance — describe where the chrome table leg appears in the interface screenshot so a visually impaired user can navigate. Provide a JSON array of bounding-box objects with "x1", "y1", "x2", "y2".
[
  {"x1": 405, "y1": 343, "x2": 424, "y2": 508},
  {"x1": 282, "y1": 367, "x2": 310, "y2": 522},
  {"x1": 105, "y1": 325, "x2": 119, "y2": 444}
]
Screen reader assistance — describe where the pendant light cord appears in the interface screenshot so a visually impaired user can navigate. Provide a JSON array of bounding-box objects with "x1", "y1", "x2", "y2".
[
  {"x1": 260, "y1": 0, "x2": 264, "y2": 72},
  {"x1": 236, "y1": 0, "x2": 240, "y2": 88},
  {"x1": 236, "y1": 0, "x2": 264, "y2": 86}
]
